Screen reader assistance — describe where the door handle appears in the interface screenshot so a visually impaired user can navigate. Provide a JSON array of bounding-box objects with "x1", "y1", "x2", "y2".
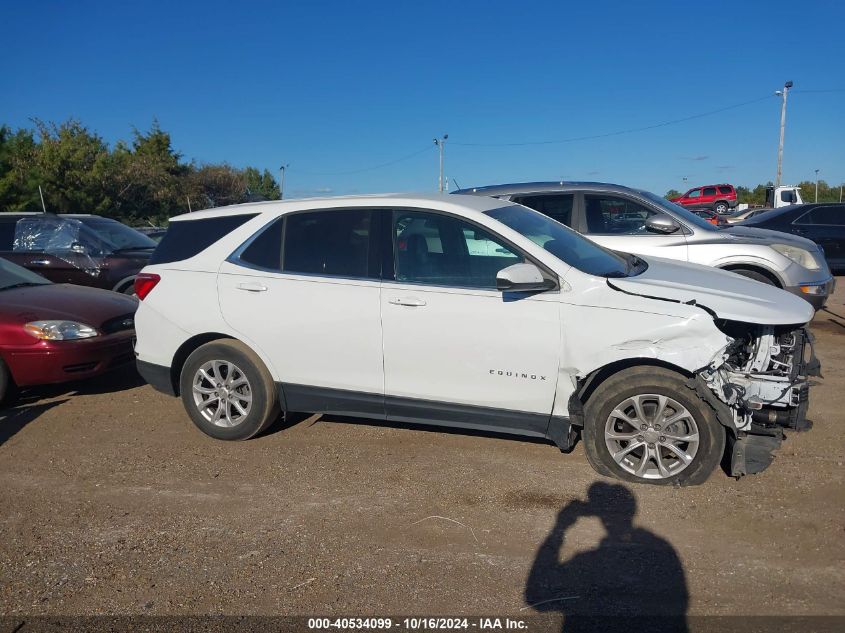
[
  {"x1": 28, "y1": 259, "x2": 51, "y2": 267},
  {"x1": 236, "y1": 282, "x2": 268, "y2": 292},
  {"x1": 389, "y1": 297, "x2": 426, "y2": 307}
]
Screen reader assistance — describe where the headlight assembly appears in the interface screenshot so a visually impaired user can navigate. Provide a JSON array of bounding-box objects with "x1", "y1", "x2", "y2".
[
  {"x1": 771, "y1": 244, "x2": 820, "y2": 270},
  {"x1": 24, "y1": 320, "x2": 99, "y2": 340}
]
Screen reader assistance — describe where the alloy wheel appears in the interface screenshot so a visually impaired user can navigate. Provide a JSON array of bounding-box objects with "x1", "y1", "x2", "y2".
[
  {"x1": 604, "y1": 393, "x2": 700, "y2": 480},
  {"x1": 191, "y1": 360, "x2": 253, "y2": 427}
]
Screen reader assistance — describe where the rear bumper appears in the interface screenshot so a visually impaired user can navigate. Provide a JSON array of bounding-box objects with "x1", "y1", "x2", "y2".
[
  {"x1": 4, "y1": 333, "x2": 136, "y2": 387},
  {"x1": 136, "y1": 359, "x2": 176, "y2": 396}
]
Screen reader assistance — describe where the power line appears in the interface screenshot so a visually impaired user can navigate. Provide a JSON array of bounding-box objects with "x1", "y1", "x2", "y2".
[
  {"x1": 450, "y1": 95, "x2": 775, "y2": 147},
  {"x1": 292, "y1": 145, "x2": 434, "y2": 176}
]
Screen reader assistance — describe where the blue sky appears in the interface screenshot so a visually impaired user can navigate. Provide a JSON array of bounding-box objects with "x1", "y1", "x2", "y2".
[{"x1": 3, "y1": 0, "x2": 844, "y2": 198}]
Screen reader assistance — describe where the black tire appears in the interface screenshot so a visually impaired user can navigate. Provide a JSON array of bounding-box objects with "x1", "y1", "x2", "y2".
[
  {"x1": 730, "y1": 268, "x2": 776, "y2": 286},
  {"x1": 583, "y1": 366, "x2": 725, "y2": 486},
  {"x1": 0, "y1": 358, "x2": 18, "y2": 408},
  {"x1": 714, "y1": 201, "x2": 729, "y2": 214},
  {"x1": 179, "y1": 339, "x2": 280, "y2": 440}
]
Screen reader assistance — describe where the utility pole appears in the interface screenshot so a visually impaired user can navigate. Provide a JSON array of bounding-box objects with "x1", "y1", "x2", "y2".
[
  {"x1": 815, "y1": 169, "x2": 820, "y2": 203},
  {"x1": 434, "y1": 134, "x2": 448, "y2": 192},
  {"x1": 775, "y1": 80, "x2": 793, "y2": 188},
  {"x1": 38, "y1": 185, "x2": 47, "y2": 213},
  {"x1": 279, "y1": 164, "x2": 289, "y2": 200}
]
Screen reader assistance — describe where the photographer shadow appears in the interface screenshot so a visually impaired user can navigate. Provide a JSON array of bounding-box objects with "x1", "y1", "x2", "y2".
[{"x1": 524, "y1": 482, "x2": 688, "y2": 633}]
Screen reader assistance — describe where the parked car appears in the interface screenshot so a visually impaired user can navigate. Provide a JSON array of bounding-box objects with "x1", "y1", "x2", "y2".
[
  {"x1": 690, "y1": 208, "x2": 727, "y2": 226},
  {"x1": 0, "y1": 257, "x2": 137, "y2": 404},
  {"x1": 726, "y1": 208, "x2": 770, "y2": 224},
  {"x1": 134, "y1": 226, "x2": 168, "y2": 242},
  {"x1": 0, "y1": 213, "x2": 157, "y2": 294},
  {"x1": 741, "y1": 203, "x2": 845, "y2": 272},
  {"x1": 454, "y1": 182, "x2": 833, "y2": 309},
  {"x1": 670, "y1": 184, "x2": 737, "y2": 214},
  {"x1": 134, "y1": 194, "x2": 816, "y2": 486}
]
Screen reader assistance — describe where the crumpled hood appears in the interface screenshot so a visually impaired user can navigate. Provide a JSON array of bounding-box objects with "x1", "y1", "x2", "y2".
[
  {"x1": 720, "y1": 225, "x2": 822, "y2": 252},
  {"x1": 608, "y1": 256, "x2": 815, "y2": 325}
]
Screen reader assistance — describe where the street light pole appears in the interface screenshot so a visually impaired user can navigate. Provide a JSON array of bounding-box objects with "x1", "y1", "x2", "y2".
[
  {"x1": 434, "y1": 134, "x2": 448, "y2": 192},
  {"x1": 815, "y1": 169, "x2": 820, "y2": 203},
  {"x1": 279, "y1": 164, "x2": 289, "y2": 200},
  {"x1": 775, "y1": 80, "x2": 793, "y2": 188}
]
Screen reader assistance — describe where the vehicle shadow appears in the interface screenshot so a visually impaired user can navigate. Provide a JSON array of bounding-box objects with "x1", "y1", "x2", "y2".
[
  {"x1": 1, "y1": 366, "x2": 145, "y2": 447},
  {"x1": 524, "y1": 482, "x2": 688, "y2": 633}
]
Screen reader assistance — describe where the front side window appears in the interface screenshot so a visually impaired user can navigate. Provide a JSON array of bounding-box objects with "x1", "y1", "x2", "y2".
[
  {"x1": 511, "y1": 194, "x2": 574, "y2": 227},
  {"x1": 686, "y1": 189, "x2": 701, "y2": 199},
  {"x1": 486, "y1": 205, "x2": 637, "y2": 278},
  {"x1": 795, "y1": 205, "x2": 845, "y2": 226},
  {"x1": 583, "y1": 195, "x2": 656, "y2": 235},
  {"x1": 283, "y1": 210, "x2": 371, "y2": 277},
  {"x1": 394, "y1": 211, "x2": 521, "y2": 288}
]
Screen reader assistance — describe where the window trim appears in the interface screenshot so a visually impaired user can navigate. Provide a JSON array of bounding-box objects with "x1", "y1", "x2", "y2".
[{"x1": 387, "y1": 207, "x2": 559, "y2": 292}]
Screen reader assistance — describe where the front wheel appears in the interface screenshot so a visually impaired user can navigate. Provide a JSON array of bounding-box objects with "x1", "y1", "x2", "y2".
[
  {"x1": 583, "y1": 367, "x2": 725, "y2": 486},
  {"x1": 180, "y1": 339, "x2": 280, "y2": 440}
]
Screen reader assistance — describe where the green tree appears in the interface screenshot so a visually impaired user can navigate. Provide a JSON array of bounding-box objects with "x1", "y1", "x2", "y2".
[
  {"x1": 0, "y1": 125, "x2": 41, "y2": 212},
  {"x1": 665, "y1": 189, "x2": 681, "y2": 199},
  {"x1": 244, "y1": 167, "x2": 280, "y2": 201}
]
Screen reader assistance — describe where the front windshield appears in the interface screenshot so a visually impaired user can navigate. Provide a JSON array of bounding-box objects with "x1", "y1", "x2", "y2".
[
  {"x1": 486, "y1": 205, "x2": 641, "y2": 278},
  {"x1": 0, "y1": 256, "x2": 51, "y2": 291},
  {"x1": 78, "y1": 218, "x2": 157, "y2": 250},
  {"x1": 639, "y1": 191, "x2": 719, "y2": 231}
]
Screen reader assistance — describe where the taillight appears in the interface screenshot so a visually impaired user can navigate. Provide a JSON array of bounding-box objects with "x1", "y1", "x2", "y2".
[{"x1": 134, "y1": 273, "x2": 161, "y2": 300}]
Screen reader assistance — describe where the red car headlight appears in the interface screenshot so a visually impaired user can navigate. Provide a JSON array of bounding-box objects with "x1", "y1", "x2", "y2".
[{"x1": 24, "y1": 321, "x2": 99, "y2": 340}]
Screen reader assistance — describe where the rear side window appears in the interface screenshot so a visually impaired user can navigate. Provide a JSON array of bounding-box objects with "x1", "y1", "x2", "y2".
[
  {"x1": 511, "y1": 194, "x2": 574, "y2": 227},
  {"x1": 718, "y1": 186, "x2": 733, "y2": 195},
  {"x1": 150, "y1": 214, "x2": 257, "y2": 265},
  {"x1": 283, "y1": 210, "x2": 372, "y2": 278},
  {"x1": 703, "y1": 187, "x2": 717, "y2": 196}
]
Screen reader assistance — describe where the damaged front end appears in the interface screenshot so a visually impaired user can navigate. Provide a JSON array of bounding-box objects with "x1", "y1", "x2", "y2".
[{"x1": 693, "y1": 322, "x2": 821, "y2": 477}]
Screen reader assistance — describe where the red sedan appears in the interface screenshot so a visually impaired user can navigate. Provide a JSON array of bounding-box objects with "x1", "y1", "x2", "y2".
[{"x1": 0, "y1": 258, "x2": 137, "y2": 404}]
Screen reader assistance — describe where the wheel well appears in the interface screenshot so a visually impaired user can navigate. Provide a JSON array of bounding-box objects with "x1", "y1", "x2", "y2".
[
  {"x1": 719, "y1": 264, "x2": 782, "y2": 288},
  {"x1": 112, "y1": 275, "x2": 137, "y2": 294},
  {"x1": 574, "y1": 358, "x2": 693, "y2": 420},
  {"x1": 169, "y1": 333, "x2": 234, "y2": 395}
]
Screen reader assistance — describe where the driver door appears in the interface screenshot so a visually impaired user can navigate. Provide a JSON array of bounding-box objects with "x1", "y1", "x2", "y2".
[{"x1": 380, "y1": 209, "x2": 561, "y2": 435}]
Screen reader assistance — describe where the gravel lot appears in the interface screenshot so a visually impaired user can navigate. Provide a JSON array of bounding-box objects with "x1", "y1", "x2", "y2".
[{"x1": 1, "y1": 280, "x2": 844, "y2": 620}]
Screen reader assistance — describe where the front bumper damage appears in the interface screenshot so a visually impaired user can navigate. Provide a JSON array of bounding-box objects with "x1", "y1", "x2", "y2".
[{"x1": 692, "y1": 326, "x2": 820, "y2": 477}]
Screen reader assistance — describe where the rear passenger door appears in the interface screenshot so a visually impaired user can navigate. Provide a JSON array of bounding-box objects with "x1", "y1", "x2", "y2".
[
  {"x1": 510, "y1": 194, "x2": 575, "y2": 228},
  {"x1": 218, "y1": 209, "x2": 386, "y2": 417}
]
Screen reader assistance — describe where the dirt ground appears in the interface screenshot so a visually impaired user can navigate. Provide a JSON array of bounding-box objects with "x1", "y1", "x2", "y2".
[{"x1": 1, "y1": 280, "x2": 844, "y2": 621}]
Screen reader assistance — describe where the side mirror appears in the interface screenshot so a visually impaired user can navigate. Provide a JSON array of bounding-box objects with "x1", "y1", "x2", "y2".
[
  {"x1": 645, "y1": 213, "x2": 680, "y2": 234},
  {"x1": 496, "y1": 263, "x2": 555, "y2": 292}
]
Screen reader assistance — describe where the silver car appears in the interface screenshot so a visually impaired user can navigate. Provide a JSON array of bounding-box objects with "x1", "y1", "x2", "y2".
[{"x1": 455, "y1": 182, "x2": 834, "y2": 309}]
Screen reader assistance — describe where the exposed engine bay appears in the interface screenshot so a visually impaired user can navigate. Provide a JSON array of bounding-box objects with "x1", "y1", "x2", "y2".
[{"x1": 696, "y1": 321, "x2": 820, "y2": 476}]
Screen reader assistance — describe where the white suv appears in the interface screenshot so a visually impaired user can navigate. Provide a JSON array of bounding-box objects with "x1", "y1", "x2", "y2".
[{"x1": 134, "y1": 194, "x2": 818, "y2": 486}]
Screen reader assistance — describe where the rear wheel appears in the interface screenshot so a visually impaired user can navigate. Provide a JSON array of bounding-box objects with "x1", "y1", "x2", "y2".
[
  {"x1": 714, "y1": 201, "x2": 729, "y2": 214},
  {"x1": 583, "y1": 367, "x2": 725, "y2": 486},
  {"x1": 179, "y1": 339, "x2": 280, "y2": 440}
]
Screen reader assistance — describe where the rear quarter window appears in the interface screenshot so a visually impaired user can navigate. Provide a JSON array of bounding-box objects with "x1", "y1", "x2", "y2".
[
  {"x1": 150, "y1": 214, "x2": 257, "y2": 265},
  {"x1": 718, "y1": 186, "x2": 733, "y2": 195}
]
